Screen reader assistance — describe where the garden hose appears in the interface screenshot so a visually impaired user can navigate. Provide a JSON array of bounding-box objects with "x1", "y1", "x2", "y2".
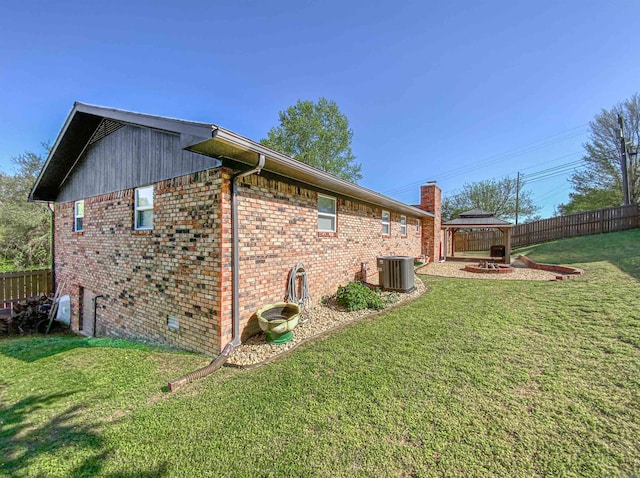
[{"x1": 286, "y1": 263, "x2": 311, "y2": 323}]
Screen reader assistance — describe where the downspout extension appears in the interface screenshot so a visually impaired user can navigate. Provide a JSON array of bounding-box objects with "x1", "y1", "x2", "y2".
[
  {"x1": 168, "y1": 154, "x2": 265, "y2": 393},
  {"x1": 168, "y1": 343, "x2": 235, "y2": 392}
]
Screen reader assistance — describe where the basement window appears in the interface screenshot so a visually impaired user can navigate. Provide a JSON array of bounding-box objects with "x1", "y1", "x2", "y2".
[
  {"x1": 135, "y1": 186, "x2": 154, "y2": 230},
  {"x1": 318, "y1": 194, "x2": 337, "y2": 232},
  {"x1": 400, "y1": 215, "x2": 407, "y2": 236},
  {"x1": 381, "y1": 210, "x2": 390, "y2": 235},
  {"x1": 74, "y1": 200, "x2": 84, "y2": 232}
]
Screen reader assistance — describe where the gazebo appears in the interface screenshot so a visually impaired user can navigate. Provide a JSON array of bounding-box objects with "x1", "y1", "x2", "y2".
[{"x1": 441, "y1": 209, "x2": 513, "y2": 263}]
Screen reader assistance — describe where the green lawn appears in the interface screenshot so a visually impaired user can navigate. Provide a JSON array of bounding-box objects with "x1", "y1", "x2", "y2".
[{"x1": 1, "y1": 229, "x2": 639, "y2": 477}]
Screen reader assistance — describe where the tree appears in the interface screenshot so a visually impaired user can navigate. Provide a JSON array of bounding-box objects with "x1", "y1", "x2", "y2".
[
  {"x1": 0, "y1": 147, "x2": 51, "y2": 269},
  {"x1": 556, "y1": 188, "x2": 621, "y2": 215},
  {"x1": 261, "y1": 98, "x2": 362, "y2": 182},
  {"x1": 441, "y1": 177, "x2": 538, "y2": 222},
  {"x1": 559, "y1": 93, "x2": 640, "y2": 213}
]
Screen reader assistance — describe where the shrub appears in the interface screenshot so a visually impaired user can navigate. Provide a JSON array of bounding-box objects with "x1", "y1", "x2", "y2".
[{"x1": 335, "y1": 281, "x2": 385, "y2": 311}]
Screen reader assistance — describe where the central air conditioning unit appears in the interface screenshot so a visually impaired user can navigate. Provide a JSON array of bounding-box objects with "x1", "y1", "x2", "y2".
[{"x1": 377, "y1": 256, "x2": 415, "y2": 292}]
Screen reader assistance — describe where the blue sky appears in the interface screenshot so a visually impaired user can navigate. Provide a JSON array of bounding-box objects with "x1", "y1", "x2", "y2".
[{"x1": 2, "y1": 1, "x2": 639, "y2": 217}]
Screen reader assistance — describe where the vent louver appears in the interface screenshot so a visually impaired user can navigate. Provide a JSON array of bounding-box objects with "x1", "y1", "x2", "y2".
[
  {"x1": 167, "y1": 315, "x2": 180, "y2": 330},
  {"x1": 88, "y1": 119, "x2": 124, "y2": 145}
]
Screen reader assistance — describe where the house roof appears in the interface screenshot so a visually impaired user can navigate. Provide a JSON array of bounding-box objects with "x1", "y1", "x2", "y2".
[
  {"x1": 442, "y1": 209, "x2": 512, "y2": 228},
  {"x1": 30, "y1": 102, "x2": 433, "y2": 218}
]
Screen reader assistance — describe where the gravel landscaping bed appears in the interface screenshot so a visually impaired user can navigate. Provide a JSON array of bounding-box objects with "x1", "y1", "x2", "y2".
[
  {"x1": 226, "y1": 278, "x2": 426, "y2": 367},
  {"x1": 417, "y1": 257, "x2": 563, "y2": 281}
]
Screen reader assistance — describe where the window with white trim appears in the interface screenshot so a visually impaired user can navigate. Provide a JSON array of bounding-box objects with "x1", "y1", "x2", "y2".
[
  {"x1": 381, "y1": 210, "x2": 390, "y2": 235},
  {"x1": 74, "y1": 200, "x2": 84, "y2": 232},
  {"x1": 318, "y1": 194, "x2": 337, "y2": 232},
  {"x1": 400, "y1": 215, "x2": 407, "y2": 236},
  {"x1": 135, "y1": 186, "x2": 154, "y2": 230},
  {"x1": 416, "y1": 218, "x2": 420, "y2": 232}
]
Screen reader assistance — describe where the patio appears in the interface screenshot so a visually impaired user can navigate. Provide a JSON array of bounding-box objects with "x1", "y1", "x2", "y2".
[{"x1": 417, "y1": 257, "x2": 559, "y2": 281}]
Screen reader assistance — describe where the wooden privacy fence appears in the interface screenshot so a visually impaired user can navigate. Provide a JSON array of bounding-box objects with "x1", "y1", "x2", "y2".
[
  {"x1": 512, "y1": 204, "x2": 639, "y2": 247},
  {"x1": 1, "y1": 269, "x2": 53, "y2": 309},
  {"x1": 454, "y1": 204, "x2": 640, "y2": 251}
]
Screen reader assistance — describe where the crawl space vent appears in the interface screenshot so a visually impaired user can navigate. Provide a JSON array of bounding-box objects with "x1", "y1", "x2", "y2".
[{"x1": 167, "y1": 315, "x2": 180, "y2": 331}]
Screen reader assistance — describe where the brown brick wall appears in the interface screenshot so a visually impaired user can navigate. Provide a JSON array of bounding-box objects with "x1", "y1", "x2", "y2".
[
  {"x1": 232, "y1": 173, "x2": 422, "y2": 340},
  {"x1": 54, "y1": 167, "x2": 424, "y2": 355},
  {"x1": 54, "y1": 169, "x2": 225, "y2": 355}
]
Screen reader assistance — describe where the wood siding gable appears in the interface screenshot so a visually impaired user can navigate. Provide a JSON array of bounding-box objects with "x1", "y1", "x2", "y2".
[{"x1": 57, "y1": 124, "x2": 219, "y2": 203}]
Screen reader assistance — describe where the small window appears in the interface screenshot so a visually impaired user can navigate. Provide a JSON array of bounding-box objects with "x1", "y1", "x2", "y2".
[
  {"x1": 381, "y1": 210, "x2": 390, "y2": 235},
  {"x1": 318, "y1": 194, "x2": 337, "y2": 232},
  {"x1": 400, "y1": 216, "x2": 407, "y2": 236},
  {"x1": 135, "y1": 186, "x2": 154, "y2": 230},
  {"x1": 74, "y1": 200, "x2": 84, "y2": 232},
  {"x1": 416, "y1": 219, "x2": 420, "y2": 232}
]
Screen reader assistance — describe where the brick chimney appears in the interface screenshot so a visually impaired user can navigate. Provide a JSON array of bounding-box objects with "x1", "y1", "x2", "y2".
[{"x1": 419, "y1": 182, "x2": 442, "y2": 261}]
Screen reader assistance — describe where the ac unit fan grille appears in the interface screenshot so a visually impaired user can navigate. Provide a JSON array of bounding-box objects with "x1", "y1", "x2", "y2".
[{"x1": 377, "y1": 256, "x2": 415, "y2": 292}]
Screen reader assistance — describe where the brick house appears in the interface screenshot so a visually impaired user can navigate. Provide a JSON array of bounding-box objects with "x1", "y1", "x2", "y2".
[{"x1": 30, "y1": 103, "x2": 442, "y2": 355}]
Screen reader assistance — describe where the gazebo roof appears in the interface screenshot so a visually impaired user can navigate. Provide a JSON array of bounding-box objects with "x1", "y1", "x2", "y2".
[
  {"x1": 442, "y1": 209, "x2": 512, "y2": 228},
  {"x1": 459, "y1": 208, "x2": 494, "y2": 217}
]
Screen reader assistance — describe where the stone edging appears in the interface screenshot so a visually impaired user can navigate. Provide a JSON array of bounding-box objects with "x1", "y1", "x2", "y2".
[{"x1": 518, "y1": 255, "x2": 584, "y2": 279}]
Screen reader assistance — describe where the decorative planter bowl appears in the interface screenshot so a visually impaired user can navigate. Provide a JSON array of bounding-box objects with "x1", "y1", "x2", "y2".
[{"x1": 256, "y1": 302, "x2": 300, "y2": 344}]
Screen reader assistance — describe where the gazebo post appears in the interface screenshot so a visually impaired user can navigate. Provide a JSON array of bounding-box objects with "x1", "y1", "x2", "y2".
[
  {"x1": 450, "y1": 228, "x2": 457, "y2": 257},
  {"x1": 503, "y1": 227, "x2": 512, "y2": 264}
]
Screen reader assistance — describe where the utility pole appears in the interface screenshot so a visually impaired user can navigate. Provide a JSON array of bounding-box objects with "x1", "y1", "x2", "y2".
[
  {"x1": 515, "y1": 171, "x2": 521, "y2": 225},
  {"x1": 618, "y1": 114, "x2": 631, "y2": 205}
]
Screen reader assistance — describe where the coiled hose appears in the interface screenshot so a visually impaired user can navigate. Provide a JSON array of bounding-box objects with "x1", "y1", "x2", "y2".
[{"x1": 286, "y1": 263, "x2": 310, "y2": 323}]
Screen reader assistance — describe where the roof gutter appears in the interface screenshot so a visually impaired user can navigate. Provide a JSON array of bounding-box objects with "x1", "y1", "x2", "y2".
[{"x1": 188, "y1": 127, "x2": 433, "y2": 219}]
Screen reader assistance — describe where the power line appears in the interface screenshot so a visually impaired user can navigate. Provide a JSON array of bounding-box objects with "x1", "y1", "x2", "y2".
[
  {"x1": 522, "y1": 159, "x2": 583, "y2": 179},
  {"x1": 524, "y1": 165, "x2": 584, "y2": 185},
  {"x1": 439, "y1": 157, "x2": 583, "y2": 194},
  {"x1": 482, "y1": 156, "x2": 582, "y2": 185},
  {"x1": 517, "y1": 152, "x2": 583, "y2": 172},
  {"x1": 391, "y1": 152, "x2": 586, "y2": 205},
  {"x1": 534, "y1": 183, "x2": 572, "y2": 203},
  {"x1": 393, "y1": 159, "x2": 582, "y2": 203},
  {"x1": 432, "y1": 130, "x2": 585, "y2": 182},
  {"x1": 383, "y1": 126, "x2": 587, "y2": 196}
]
